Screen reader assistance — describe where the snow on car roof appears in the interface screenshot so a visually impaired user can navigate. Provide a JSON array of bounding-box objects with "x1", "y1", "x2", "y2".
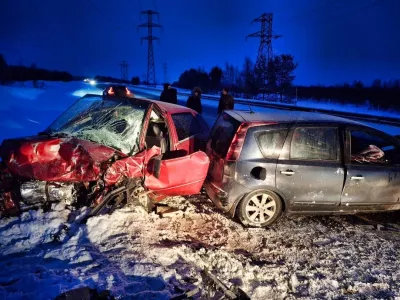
[{"x1": 228, "y1": 109, "x2": 366, "y2": 126}]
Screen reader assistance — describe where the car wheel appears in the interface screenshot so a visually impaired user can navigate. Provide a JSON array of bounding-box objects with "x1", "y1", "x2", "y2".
[{"x1": 238, "y1": 189, "x2": 282, "y2": 227}]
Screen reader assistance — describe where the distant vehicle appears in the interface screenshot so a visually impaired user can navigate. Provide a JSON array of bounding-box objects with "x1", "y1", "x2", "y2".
[
  {"x1": 0, "y1": 94, "x2": 210, "y2": 219},
  {"x1": 83, "y1": 78, "x2": 96, "y2": 85},
  {"x1": 103, "y1": 85, "x2": 134, "y2": 99},
  {"x1": 204, "y1": 110, "x2": 400, "y2": 227}
]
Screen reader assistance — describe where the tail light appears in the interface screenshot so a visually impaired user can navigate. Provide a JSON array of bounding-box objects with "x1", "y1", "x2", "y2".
[
  {"x1": 225, "y1": 122, "x2": 275, "y2": 161},
  {"x1": 108, "y1": 87, "x2": 114, "y2": 95},
  {"x1": 225, "y1": 123, "x2": 251, "y2": 161},
  {"x1": 126, "y1": 87, "x2": 131, "y2": 95}
]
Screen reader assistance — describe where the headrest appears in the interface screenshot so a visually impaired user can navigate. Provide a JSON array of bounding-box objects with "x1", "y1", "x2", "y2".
[{"x1": 151, "y1": 122, "x2": 161, "y2": 136}]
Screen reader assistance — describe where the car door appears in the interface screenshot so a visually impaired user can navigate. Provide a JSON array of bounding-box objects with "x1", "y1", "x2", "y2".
[
  {"x1": 170, "y1": 112, "x2": 208, "y2": 154},
  {"x1": 144, "y1": 149, "x2": 210, "y2": 196},
  {"x1": 341, "y1": 126, "x2": 400, "y2": 208},
  {"x1": 275, "y1": 125, "x2": 345, "y2": 211}
]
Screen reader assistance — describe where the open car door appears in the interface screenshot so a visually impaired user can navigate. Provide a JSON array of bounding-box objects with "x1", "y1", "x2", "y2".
[{"x1": 144, "y1": 149, "x2": 210, "y2": 197}]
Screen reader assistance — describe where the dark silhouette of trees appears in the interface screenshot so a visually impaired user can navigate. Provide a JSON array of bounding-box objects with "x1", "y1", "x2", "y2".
[
  {"x1": 240, "y1": 57, "x2": 258, "y2": 97},
  {"x1": 31, "y1": 63, "x2": 39, "y2": 88},
  {"x1": 94, "y1": 75, "x2": 129, "y2": 84},
  {"x1": 0, "y1": 54, "x2": 7, "y2": 85},
  {"x1": 272, "y1": 54, "x2": 298, "y2": 101},
  {"x1": 293, "y1": 82, "x2": 400, "y2": 110},
  {"x1": 131, "y1": 76, "x2": 140, "y2": 85},
  {"x1": 209, "y1": 66, "x2": 223, "y2": 92},
  {"x1": 4, "y1": 65, "x2": 73, "y2": 82},
  {"x1": 0, "y1": 56, "x2": 73, "y2": 83},
  {"x1": 221, "y1": 63, "x2": 240, "y2": 88},
  {"x1": 174, "y1": 53, "x2": 400, "y2": 110},
  {"x1": 177, "y1": 68, "x2": 211, "y2": 92}
]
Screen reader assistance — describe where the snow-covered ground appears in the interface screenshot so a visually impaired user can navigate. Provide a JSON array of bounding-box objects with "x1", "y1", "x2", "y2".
[
  {"x1": 2, "y1": 81, "x2": 400, "y2": 299},
  {"x1": 1, "y1": 196, "x2": 400, "y2": 299},
  {"x1": 134, "y1": 84, "x2": 400, "y2": 120},
  {"x1": 0, "y1": 81, "x2": 102, "y2": 143}
]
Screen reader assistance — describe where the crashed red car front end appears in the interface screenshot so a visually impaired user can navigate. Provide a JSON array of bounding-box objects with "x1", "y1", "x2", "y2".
[{"x1": 0, "y1": 93, "x2": 210, "y2": 218}]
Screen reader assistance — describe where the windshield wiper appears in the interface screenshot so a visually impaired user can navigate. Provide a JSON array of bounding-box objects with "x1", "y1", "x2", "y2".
[{"x1": 50, "y1": 132, "x2": 70, "y2": 138}]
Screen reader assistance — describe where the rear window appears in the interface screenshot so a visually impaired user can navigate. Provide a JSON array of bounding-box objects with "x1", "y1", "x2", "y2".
[{"x1": 209, "y1": 113, "x2": 240, "y2": 157}]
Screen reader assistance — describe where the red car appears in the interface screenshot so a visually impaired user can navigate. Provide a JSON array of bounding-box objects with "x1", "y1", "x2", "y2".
[{"x1": 0, "y1": 93, "x2": 210, "y2": 218}]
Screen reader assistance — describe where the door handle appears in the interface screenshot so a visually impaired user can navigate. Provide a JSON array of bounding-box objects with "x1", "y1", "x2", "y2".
[
  {"x1": 351, "y1": 175, "x2": 364, "y2": 180},
  {"x1": 280, "y1": 170, "x2": 295, "y2": 176}
]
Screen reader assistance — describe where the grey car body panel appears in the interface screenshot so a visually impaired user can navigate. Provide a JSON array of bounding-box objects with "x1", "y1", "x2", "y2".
[
  {"x1": 205, "y1": 110, "x2": 400, "y2": 218},
  {"x1": 341, "y1": 124, "x2": 400, "y2": 208},
  {"x1": 276, "y1": 124, "x2": 345, "y2": 211}
]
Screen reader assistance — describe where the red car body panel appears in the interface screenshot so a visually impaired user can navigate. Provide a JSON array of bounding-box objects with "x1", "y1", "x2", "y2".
[
  {"x1": 103, "y1": 146, "x2": 161, "y2": 187},
  {"x1": 145, "y1": 151, "x2": 209, "y2": 196},
  {"x1": 0, "y1": 95, "x2": 210, "y2": 215},
  {"x1": 1, "y1": 136, "x2": 119, "y2": 182}
]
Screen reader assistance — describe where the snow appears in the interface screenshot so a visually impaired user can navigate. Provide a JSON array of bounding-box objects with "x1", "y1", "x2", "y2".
[
  {"x1": 135, "y1": 85, "x2": 400, "y2": 120},
  {"x1": 0, "y1": 81, "x2": 102, "y2": 143},
  {"x1": 132, "y1": 86, "x2": 400, "y2": 136},
  {"x1": 1, "y1": 197, "x2": 400, "y2": 299}
]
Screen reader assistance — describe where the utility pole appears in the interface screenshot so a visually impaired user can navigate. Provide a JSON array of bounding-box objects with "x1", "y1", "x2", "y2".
[
  {"x1": 138, "y1": 10, "x2": 161, "y2": 87},
  {"x1": 163, "y1": 62, "x2": 167, "y2": 83},
  {"x1": 120, "y1": 60, "x2": 129, "y2": 82},
  {"x1": 246, "y1": 13, "x2": 282, "y2": 100}
]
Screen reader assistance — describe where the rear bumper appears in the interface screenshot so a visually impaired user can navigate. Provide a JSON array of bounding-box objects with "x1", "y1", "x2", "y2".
[
  {"x1": 203, "y1": 177, "x2": 233, "y2": 212},
  {"x1": 204, "y1": 175, "x2": 254, "y2": 216}
]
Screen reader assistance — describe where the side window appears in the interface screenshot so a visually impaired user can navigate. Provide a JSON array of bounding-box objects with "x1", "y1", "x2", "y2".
[
  {"x1": 350, "y1": 130, "x2": 400, "y2": 165},
  {"x1": 172, "y1": 113, "x2": 202, "y2": 141},
  {"x1": 290, "y1": 127, "x2": 338, "y2": 161},
  {"x1": 255, "y1": 129, "x2": 288, "y2": 159}
]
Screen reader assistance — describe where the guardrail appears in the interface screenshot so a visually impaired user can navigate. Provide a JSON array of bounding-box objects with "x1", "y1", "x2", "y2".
[{"x1": 129, "y1": 85, "x2": 400, "y2": 127}]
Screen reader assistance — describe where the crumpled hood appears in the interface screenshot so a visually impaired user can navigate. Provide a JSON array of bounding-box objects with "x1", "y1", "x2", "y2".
[{"x1": 0, "y1": 135, "x2": 122, "y2": 182}]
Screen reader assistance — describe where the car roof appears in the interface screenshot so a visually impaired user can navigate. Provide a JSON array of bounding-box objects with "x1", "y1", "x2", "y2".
[
  {"x1": 106, "y1": 85, "x2": 127, "y2": 89},
  {"x1": 100, "y1": 94, "x2": 195, "y2": 114},
  {"x1": 149, "y1": 99, "x2": 194, "y2": 114},
  {"x1": 227, "y1": 110, "x2": 367, "y2": 126}
]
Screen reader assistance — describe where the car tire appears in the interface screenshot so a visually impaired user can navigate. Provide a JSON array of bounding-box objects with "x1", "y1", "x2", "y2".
[{"x1": 238, "y1": 189, "x2": 282, "y2": 227}]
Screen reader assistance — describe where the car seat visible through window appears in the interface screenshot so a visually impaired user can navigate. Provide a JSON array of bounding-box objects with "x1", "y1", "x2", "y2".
[{"x1": 145, "y1": 122, "x2": 167, "y2": 153}]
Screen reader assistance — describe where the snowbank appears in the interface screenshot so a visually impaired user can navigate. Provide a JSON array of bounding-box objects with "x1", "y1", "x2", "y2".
[
  {"x1": 1, "y1": 196, "x2": 400, "y2": 299},
  {"x1": 134, "y1": 85, "x2": 400, "y2": 120}
]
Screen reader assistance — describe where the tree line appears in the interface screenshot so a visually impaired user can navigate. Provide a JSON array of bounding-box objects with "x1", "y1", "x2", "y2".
[
  {"x1": 175, "y1": 54, "x2": 298, "y2": 99},
  {"x1": 0, "y1": 54, "x2": 73, "y2": 84},
  {"x1": 174, "y1": 55, "x2": 400, "y2": 110},
  {"x1": 2, "y1": 52, "x2": 400, "y2": 110}
]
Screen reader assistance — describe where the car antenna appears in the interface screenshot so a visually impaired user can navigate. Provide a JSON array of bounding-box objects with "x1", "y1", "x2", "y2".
[{"x1": 248, "y1": 105, "x2": 255, "y2": 114}]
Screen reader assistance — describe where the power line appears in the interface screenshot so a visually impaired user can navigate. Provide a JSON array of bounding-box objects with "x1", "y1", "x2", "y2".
[
  {"x1": 246, "y1": 13, "x2": 282, "y2": 99},
  {"x1": 138, "y1": 10, "x2": 162, "y2": 87},
  {"x1": 120, "y1": 60, "x2": 129, "y2": 81}
]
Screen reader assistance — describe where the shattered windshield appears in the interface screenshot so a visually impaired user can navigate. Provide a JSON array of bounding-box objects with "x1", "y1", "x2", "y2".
[{"x1": 45, "y1": 96, "x2": 149, "y2": 155}]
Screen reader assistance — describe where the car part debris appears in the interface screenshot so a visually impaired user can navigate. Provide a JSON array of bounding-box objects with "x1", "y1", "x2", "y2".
[{"x1": 200, "y1": 268, "x2": 251, "y2": 300}]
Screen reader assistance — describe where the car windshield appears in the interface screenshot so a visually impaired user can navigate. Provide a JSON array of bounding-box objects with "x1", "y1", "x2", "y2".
[{"x1": 45, "y1": 95, "x2": 149, "y2": 155}]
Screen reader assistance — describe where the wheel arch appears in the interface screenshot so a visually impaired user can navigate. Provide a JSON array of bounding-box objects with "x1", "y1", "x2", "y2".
[{"x1": 228, "y1": 185, "x2": 288, "y2": 218}]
